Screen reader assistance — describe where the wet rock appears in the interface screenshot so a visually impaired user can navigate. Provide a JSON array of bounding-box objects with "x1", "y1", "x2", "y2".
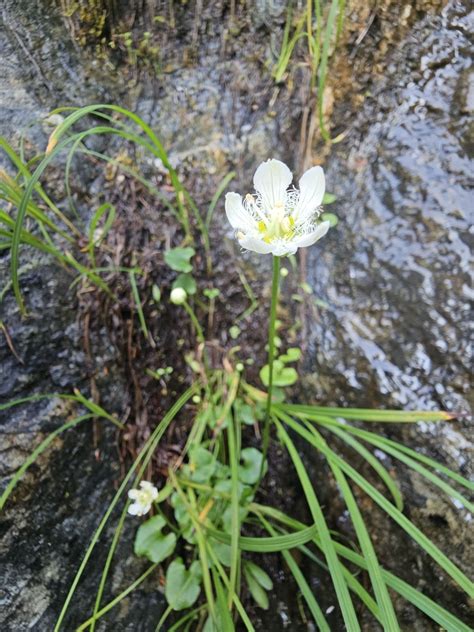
[{"x1": 302, "y1": 2, "x2": 473, "y2": 627}]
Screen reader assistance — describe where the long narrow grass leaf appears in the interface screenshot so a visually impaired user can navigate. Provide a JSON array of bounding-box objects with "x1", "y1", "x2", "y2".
[
  {"x1": 274, "y1": 418, "x2": 360, "y2": 631},
  {"x1": 0, "y1": 414, "x2": 94, "y2": 510},
  {"x1": 279, "y1": 412, "x2": 474, "y2": 597}
]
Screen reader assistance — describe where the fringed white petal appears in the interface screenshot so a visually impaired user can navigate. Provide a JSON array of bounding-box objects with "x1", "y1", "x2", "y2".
[
  {"x1": 225, "y1": 192, "x2": 255, "y2": 231},
  {"x1": 292, "y1": 221, "x2": 331, "y2": 248},
  {"x1": 238, "y1": 233, "x2": 274, "y2": 254},
  {"x1": 253, "y1": 159, "x2": 293, "y2": 210},
  {"x1": 293, "y1": 166, "x2": 325, "y2": 225},
  {"x1": 270, "y1": 241, "x2": 298, "y2": 257}
]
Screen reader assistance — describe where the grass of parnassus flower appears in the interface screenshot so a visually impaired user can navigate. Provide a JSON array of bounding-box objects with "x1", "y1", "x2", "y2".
[{"x1": 0, "y1": 107, "x2": 473, "y2": 632}]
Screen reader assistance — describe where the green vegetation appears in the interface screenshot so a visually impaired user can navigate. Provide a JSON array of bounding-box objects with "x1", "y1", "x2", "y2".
[{"x1": 1, "y1": 107, "x2": 471, "y2": 631}]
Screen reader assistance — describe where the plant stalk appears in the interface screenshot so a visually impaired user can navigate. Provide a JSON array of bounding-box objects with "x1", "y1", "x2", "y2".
[{"x1": 261, "y1": 255, "x2": 281, "y2": 471}]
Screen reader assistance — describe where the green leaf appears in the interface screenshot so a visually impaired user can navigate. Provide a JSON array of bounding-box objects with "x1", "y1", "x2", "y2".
[
  {"x1": 260, "y1": 361, "x2": 298, "y2": 387},
  {"x1": 203, "y1": 616, "x2": 218, "y2": 632},
  {"x1": 280, "y1": 413, "x2": 474, "y2": 597},
  {"x1": 238, "y1": 448, "x2": 265, "y2": 485},
  {"x1": 244, "y1": 561, "x2": 273, "y2": 590},
  {"x1": 164, "y1": 247, "x2": 195, "y2": 272},
  {"x1": 307, "y1": 424, "x2": 399, "y2": 630},
  {"x1": 172, "y1": 273, "x2": 197, "y2": 295},
  {"x1": 323, "y1": 192, "x2": 337, "y2": 204},
  {"x1": 299, "y1": 282, "x2": 313, "y2": 295},
  {"x1": 134, "y1": 515, "x2": 176, "y2": 564},
  {"x1": 244, "y1": 566, "x2": 269, "y2": 609},
  {"x1": 275, "y1": 418, "x2": 361, "y2": 631},
  {"x1": 229, "y1": 325, "x2": 241, "y2": 339},
  {"x1": 186, "y1": 446, "x2": 216, "y2": 483},
  {"x1": 258, "y1": 516, "x2": 330, "y2": 632},
  {"x1": 151, "y1": 284, "x2": 161, "y2": 303},
  {"x1": 279, "y1": 347, "x2": 301, "y2": 363},
  {"x1": 321, "y1": 212, "x2": 338, "y2": 227},
  {"x1": 278, "y1": 403, "x2": 453, "y2": 423},
  {"x1": 210, "y1": 540, "x2": 232, "y2": 567},
  {"x1": 234, "y1": 401, "x2": 255, "y2": 426},
  {"x1": 203, "y1": 288, "x2": 220, "y2": 300},
  {"x1": 165, "y1": 559, "x2": 202, "y2": 610}
]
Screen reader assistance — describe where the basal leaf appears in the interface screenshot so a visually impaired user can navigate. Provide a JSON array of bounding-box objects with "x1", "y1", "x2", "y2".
[
  {"x1": 164, "y1": 247, "x2": 195, "y2": 272},
  {"x1": 134, "y1": 515, "x2": 176, "y2": 563},
  {"x1": 165, "y1": 558, "x2": 202, "y2": 611}
]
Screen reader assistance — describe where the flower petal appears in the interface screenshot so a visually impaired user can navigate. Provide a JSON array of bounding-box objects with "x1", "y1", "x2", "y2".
[
  {"x1": 293, "y1": 166, "x2": 325, "y2": 224},
  {"x1": 225, "y1": 192, "x2": 254, "y2": 231},
  {"x1": 238, "y1": 233, "x2": 274, "y2": 254},
  {"x1": 270, "y1": 240, "x2": 297, "y2": 257},
  {"x1": 140, "y1": 481, "x2": 154, "y2": 491},
  {"x1": 253, "y1": 159, "x2": 292, "y2": 210},
  {"x1": 127, "y1": 502, "x2": 141, "y2": 515},
  {"x1": 292, "y1": 221, "x2": 330, "y2": 249},
  {"x1": 128, "y1": 489, "x2": 139, "y2": 500}
]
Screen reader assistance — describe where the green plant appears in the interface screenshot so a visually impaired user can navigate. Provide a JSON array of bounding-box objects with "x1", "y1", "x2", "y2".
[
  {"x1": 2, "y1": 133, "x2": 471, "y2": 632},
  {"x1": 273, "y1": 0, "x2": 347, "y2": 142},
  {"x1": 2, "y1": 104, "x2": 211, "y2": 315}
]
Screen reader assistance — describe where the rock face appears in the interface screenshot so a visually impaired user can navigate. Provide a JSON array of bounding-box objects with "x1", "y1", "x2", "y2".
[
  {"x1": 303, "y1": 2, "x2": 473, "y2": 628},
  {"x1": 0, "y1": 0, "x2": 472, "y2": 630}
]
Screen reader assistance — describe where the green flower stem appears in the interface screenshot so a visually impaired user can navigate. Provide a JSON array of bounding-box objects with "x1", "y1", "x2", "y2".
[
  {"x1": 183, "y1": 300, "x2": 205, "y2": 345},
  {"x1": 261, "y1": 255, "x2": 281, "y2": 472}
]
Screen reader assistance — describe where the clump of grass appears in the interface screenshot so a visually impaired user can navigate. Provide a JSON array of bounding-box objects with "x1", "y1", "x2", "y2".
[
  {"x1": 1, "y1": 104, "x2": 213, "y2": 314},
  {"x1": 273, "y1": 0, "x2": 346, "y2": 143},
  {"x1": 2, "y1": 121, "x2": 471, "y2": 632}
]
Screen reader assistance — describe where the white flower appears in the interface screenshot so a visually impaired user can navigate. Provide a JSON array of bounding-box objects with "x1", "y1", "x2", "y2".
[
  {"x1": 127, "y1": 481, "x2": 158, "y2": 516},
  {"x1": 225, "y1": 159, "x2": 331, "y2": 256},
  {"x1": 170, "y1": 287, "x2": 187, "y2": 305}
]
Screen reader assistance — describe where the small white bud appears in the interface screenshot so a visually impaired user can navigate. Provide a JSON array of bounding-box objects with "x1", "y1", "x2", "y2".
[
  {"x1": 280, "y1": 267, "x2": 289, "y2": 278},
  {"x1": 170, "y1": 287, "x2": 187, "y2": 305}
]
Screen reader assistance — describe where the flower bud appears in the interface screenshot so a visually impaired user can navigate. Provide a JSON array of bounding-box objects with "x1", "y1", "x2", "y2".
[{"x1": 170, "y1": 287, "x2": 187, "y2": 305}]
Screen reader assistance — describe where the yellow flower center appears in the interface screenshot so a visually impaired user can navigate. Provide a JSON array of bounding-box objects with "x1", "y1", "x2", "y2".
[
  {"x1": 137, "y1": 489, "x2": 155, "y2": 505},
  {"x1": 258, "y1": 207, "x2": 295, "y2": 243}
]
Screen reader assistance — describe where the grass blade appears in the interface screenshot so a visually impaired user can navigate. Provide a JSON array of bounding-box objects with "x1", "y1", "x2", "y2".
[
  {"x1": 279, "y1": 412, "x2": 474, "y2": 597},
  {"x1": 316, "y1": 417, "x2": 474, "y2": 512},
  {"x1": 0, "y1": 414, "x2": 93, "y2": 510},
  {"x1": 259, "y1": 514, "x2": 330, "y2": 631},
  {"x1": 54, "y1": 386, "x2": 196, "y2": 631},
  {"x1": 205, "y1": 171, "x2": 235, "y2": 229},
  {"x1": 227, "y1": 410, "x2": 241, "y2": 609},
  {"x1": 274, "y1": 418, "x2": 361, "y2": 631},
  {"x1": 304, "y1": 423, "x2": 400, "y2": 631},
  {"x1": 278, "y1": 403, "x2": 453, "y2": 422}
]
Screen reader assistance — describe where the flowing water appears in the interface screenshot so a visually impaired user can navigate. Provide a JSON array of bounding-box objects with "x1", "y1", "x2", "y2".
[{"x1": 0, "y1": 0, "x2": 472, "y2": 629}]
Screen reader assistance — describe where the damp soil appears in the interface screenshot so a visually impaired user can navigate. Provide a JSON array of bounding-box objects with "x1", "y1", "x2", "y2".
[{"x1": 0, "y1": 1, "x2": 473, "y2": 630}]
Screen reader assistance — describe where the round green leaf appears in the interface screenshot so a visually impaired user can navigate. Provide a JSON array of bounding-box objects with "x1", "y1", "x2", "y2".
[
  {"x1": 165, "y1": 559, "x2": 202, "y2": 611},
  {"x1": 164, "y1": 247, "x2": 195, "y2": 272},
  {"x1": 260, "y1": 361, "x2": 298, "y2": 387},
  {"x1": 172, "y1": 273, "x2": 197, "y2": 295},
  {"x1": 203, "y1": 288, "x2": 220, "y2": 299},
  {"x1": 185, "y1": 446, "x2": 216, "y2": 483},
  {"x1": 134, "y1": 515, "x2": 176, "y2": 563},
  {"x1": 320, "y1": 212, "x2": 338, "y2": 226},
  {"x1": 280, "y1": 347, "x2": 302, "y2": 363},
  {"x1": 322, "y1": 192, "x2": 337, "y2": 204},
  {"x1": 238, "y1": 447, "x2": 264, "y2": 485}
]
